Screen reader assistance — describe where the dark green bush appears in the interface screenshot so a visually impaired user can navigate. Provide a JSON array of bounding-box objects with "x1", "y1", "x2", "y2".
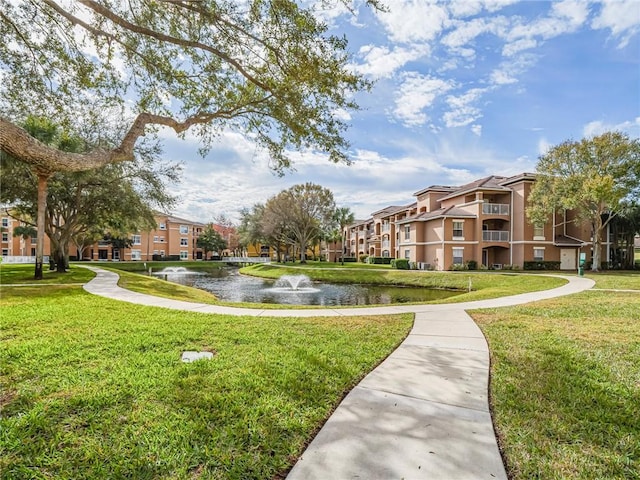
[
  {"x1": 466, "y1": 260, "x2": 478, "y2": 270},
  {"x1": 367, "y1": 257, "x2": 393, "y2": 265},
  {"x1": 391, "y1": 258, "x2": 410, "y2": 270},
  {"x1": 523, "y1": 261, "x2": 561, "y2": 270}
]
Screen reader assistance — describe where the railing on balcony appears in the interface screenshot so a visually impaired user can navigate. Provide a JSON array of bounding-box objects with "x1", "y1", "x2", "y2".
[
  {"x1": 483, "y1": 230, "x2": 509, "y2": 242},
  {"x1": 482, "y1": 203, "x2": 509, "y2": 215}
]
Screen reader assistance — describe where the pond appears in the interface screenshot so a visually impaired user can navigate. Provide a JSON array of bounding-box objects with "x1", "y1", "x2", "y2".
[{"x1": 152, "y1": 268, "x2": 463, "y2": 306}]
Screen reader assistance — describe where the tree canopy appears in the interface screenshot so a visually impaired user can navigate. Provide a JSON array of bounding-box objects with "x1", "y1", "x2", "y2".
[
  {"x1": 0, "y1": 0, "x2": 374, "y2": 174},
  {"x1": 197, "y1": 224, "x2": 227, "y2": 259},
  {"x1": 527, "y1": 131, "x2": 640, "y2": 271},
  {"x1": 1, "y1": 117, "x2": 178, "y2": 271},
  {"x1": 263, "y1": 182, "x2": 335, "y2": 263}
]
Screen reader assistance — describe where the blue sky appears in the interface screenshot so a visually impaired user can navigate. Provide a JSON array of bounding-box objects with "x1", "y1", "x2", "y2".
[{"x1": 161, "y1": 0, "x2": 640, "y2": 223}]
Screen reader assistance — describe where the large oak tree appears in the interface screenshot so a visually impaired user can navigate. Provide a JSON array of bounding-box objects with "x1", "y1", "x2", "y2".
[
  {"x1": 263, "y1": 183, "x2": 335, "y2": 263},
  {"x1": 0, "y1": 0, "x2": 376, "y2": 277},
  {"x1": 527, "y1": 131, "x2": 640, "y2": 271}
]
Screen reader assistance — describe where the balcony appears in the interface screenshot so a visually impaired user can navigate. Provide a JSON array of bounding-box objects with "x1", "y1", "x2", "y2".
[
  {"x1": 483, "y1": 230, "x2": 509, "y2": 242},
  {"x1": 482, "y1": 203, "x2": 509, "y2": 215}
]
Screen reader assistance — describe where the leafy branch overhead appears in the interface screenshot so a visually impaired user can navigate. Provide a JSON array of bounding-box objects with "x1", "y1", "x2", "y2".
[{"x1": 0, "y1": 0, "x2": 374, "y2": 174}]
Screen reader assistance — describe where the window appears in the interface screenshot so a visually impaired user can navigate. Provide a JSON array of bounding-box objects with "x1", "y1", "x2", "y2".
[
  {"x1": 179, "y1": 225, "x2": 189, "y2": 234},
  {"x1": 131, "y1": 249, "x2": 141, "y2": 260},
  {"x1": 452, "y1": 220, "x2": 464, "y2": 239},
  {"x1": 382, "y1": 250, "x2": 390, "y2": 258},
  {"x1": 404, "y1": 225, "x2": 410, "y2": 240},
  {"x1": 180, "y1": 238, "x2": 188, "y2": 246},
  {"x1": 1, "y1": 218, "x2": 8, "y2": 227},
  {"x1": 180, "y1": 250, "x2": 188, "y2": 260},
  {"x1": 160, "y1": 250, "x2": 165, "y2": 256},
  {"x1": 153, "y1": 236, "x2": 159, "y2": 243},
  {"x1": 159, "y1": 222, "x2": 166, "y2": 230},
  {"x1": 131, "y1": 235, "x2": 141, "y2": 245},
  {"x1": 159, "y1": 236, "x2": 165, "y2": 243},
  {"x1": 31, "y1": 236, "x2": 37, "y2": 244},
  {"x1": 1, "y1": 232, "x2": 8, "y2": 242},
  {"x1": 404, "y1": 249, "x2": 410, "y2": 259},
  {"x1": 533, "y1": 223, "x2": 545, "y2": 239},
  {"x1": 2, "y1": 248, "x2": 8, "y2": 256},
  {"x1": 153, "y1": 250, "x2": 158, "y2": 255},
  {"x1": 533, "y1": 248, "x2": 545, "y2": 262},
  {"x1": 452, "y1": 247, "x2": 464, "y2": 265}
]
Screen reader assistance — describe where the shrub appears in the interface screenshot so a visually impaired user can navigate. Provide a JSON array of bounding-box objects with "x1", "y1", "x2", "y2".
[
  {"x1": 366, "y1": 256, "x2": 393, "y2": 265},
  {"x1": 466, "y1": 260, "x2": 478, "y2": 270},
  {"x1": 359, "y1": 255, "x2": 368, "y2": 263},
  {"x1": 341, "y1": 257, "x2": 358, "y2": 263},
  {"x1": 449, "y1": 263, "x2": 468, "y2": 271},
  {"x1": 523, "y1": 261, "x2": 561, "y2": 270},
  {"x1": 391, "y1": 258, "x2": 410, "y2": 270}
]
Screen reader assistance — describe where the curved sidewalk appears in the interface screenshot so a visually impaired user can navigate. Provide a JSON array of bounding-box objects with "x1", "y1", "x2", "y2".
[{"x1": 82, "y1": 267, "x2": 594, "y2": 479}]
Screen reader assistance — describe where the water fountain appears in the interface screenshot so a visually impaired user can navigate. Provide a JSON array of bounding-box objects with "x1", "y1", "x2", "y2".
[
  {"x1": 151, "y1": 266, "x2": 204, "y2": 275},
  {"x1": 270, "y1": 274, "x2": 319, "y2": 293}
]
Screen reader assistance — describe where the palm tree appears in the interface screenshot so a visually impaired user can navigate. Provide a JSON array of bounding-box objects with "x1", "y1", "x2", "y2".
[{"x1": 333, "y1": 207, "x2": 355, "y2": 265}]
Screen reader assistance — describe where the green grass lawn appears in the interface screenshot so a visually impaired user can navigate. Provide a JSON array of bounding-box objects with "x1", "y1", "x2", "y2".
[
  {"x1": 0, "y1": 280, "x2": 412, "y2": 479},
  {"x1": 472, "y1": 281, "x2": 639, "y2": 479},
  {"x1": 0, "y1": 263, "x2": 95, "y2": 285},
  {"x1": 2, "y1": 263, "x2": 638, "y2": 478}
]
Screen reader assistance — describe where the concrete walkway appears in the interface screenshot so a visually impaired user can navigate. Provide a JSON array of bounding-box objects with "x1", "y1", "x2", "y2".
[{"x1": 81, "y1": 266, "x2": 594, "y2": 479}]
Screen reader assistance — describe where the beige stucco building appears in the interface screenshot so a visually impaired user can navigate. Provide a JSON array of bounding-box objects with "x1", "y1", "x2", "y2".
[{"x1": 345, "y1": 173, "x2": 602, "y2": 271}]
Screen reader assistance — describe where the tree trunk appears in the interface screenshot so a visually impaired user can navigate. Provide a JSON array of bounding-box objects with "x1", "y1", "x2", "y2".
[
  {"x1": 55, "y1": 249, "x2": 67, "y2": 273},
  {"x1": 591, "y1": 217, "x2": 604, "y2": 272},
  {"x1": 34, "y1": 174, "x2": 49, "y2": 280}
]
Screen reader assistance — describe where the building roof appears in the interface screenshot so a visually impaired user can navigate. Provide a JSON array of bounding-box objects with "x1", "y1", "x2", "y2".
[
  {"x1": 396, "y1": 206, "x2": 476, "y2": 224},
  {"x1": 371, "y1": 205, "x2": 410, "y2": 217},
  {"x1": 438, "y1": 175, "x2": 511, "y2": 202},
  {"x1": 499, "y1": 172, "x2": 537, "y2": 186},
  {"x1": 553, "y1": 235, "x2": 586, "y2": 246},
  {"x1": 163, "y1": 214, "x2": 206, "y2": 226},
  {"x1": 413, "y1": 185, "x2": 457, "y2": 197}
]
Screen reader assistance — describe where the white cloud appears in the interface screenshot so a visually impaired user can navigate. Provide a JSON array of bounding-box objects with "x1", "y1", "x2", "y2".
[
  {"x1": 356, "y1": 43, "x2": 430, "y2": 78},
  {"x1": 392, "y1": 72, "x2": 456, "y2": 126},
  {"x1": 375, "y1": 0, "x2": 449, "y2": 43},
  {"x1": 502, "y1": 37, "x2": 537, "y2": 56},
  {"x1": 443, "y1": 88, "x2": 488, "y2": 127},
  {"x1": 583, "y1": 117, "x2": 640, "y2": 137},
  {"x1": 442, "y1": 16, "x2": 510, "y2": 49},
  {"x1": 507, "y1": 0, "x2": 589, "y2": 42},
  {"x1": 538, "y1": 137, "x2": 552, "y2": 155},
  {"x1": 471, "y1": 124, "x2": 483, "y2": 136},
  {"x1": 592, "y1": 0, "x2": 640, "y2": 48},
  {"x1": 447, "y1": 0, "x2": 518, "y2": 18},
  {"x1": 489, "y1": 53, "x2": 538, "y2": 86}
]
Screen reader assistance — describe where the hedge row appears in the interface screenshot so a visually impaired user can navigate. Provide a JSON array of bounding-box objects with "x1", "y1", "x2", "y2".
[{"x1": 523, "y1": 261, "x2": 561, "y2": 270}]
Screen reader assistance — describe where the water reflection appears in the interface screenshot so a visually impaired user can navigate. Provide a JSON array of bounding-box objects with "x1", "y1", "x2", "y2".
[{"x1": 155, "y1": 268, "x2": 461, "y2": 306}]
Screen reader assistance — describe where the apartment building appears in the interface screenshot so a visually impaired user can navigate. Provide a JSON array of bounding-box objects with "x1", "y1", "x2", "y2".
[
  {"x1": 346, "y1": 173, "x2": 604, "y2": 270},
  {"x1": 1, "y1": 215, "x2": 51, "y2": 260},
  {"x1": 80, "y1": 213, "x2": 209, "y2": 261},
  {"x1": 0, "y1": 210, "x2": 216, "y2": 262}
]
